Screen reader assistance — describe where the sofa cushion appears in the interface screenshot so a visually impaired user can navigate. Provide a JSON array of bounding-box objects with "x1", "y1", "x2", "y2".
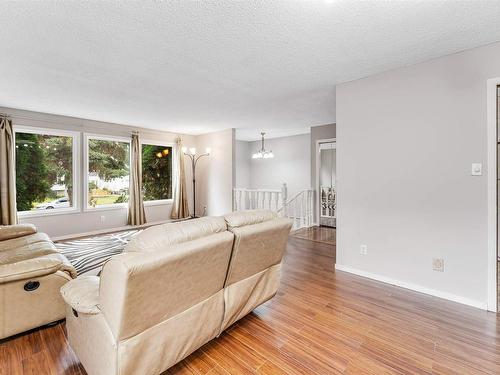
[
  {"x1": 224, "y1": 209, "x2": 278, "y2": 229},
  {"x1": 101, "y1": 230, "x2": 234, "y2": 340},
  {"x1": 125, "y1": 217, "x2": 227, "y2": 253},
  {"x1": 0, "y1": 232, "x2": 51, "y2": 253},
  {"x1": 0, "y1": 224, "x2": 37, "y2": 242},
  {"x1": 0, "y1": 240, "x2": 58, "y2": 265},
  {"x1": 0, "y1": 252, "x2": 76, "y2": 283},
  {"x1": 224, "y1": 218, "x2": 292, "y2": 286}
]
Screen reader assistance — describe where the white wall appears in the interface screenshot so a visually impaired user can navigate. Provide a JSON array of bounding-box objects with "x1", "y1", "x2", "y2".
[
  {"x1": 335, "y1": 41, "x2": 500, "y2": 309},
  {"x1": 236, "y1": 133, "x2": 311, "y2": 199},
  {"x1": 2, "y1": 106, "x2": 198, "y2": 238},
  {"x1": 235, "y1": 140, "x2": 251, "y2": 188},
  {"x1": 195, "y1": 129, "x2": 235, "y2": 216}
]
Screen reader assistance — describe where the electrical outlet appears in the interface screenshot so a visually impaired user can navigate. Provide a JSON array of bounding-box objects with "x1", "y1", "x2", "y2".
[
  {"x1": 471, "y1": 163, "x2": 482, "y2": 176},
  {"x1": 433, "y1": 258, "x2": 444, "y2": 272},
  {"x1": 100, "y1": 215, "x2": 106, "y2": 223},
  {"x1": 360, "y1": 244, "x2": 368, "y2": 255}
]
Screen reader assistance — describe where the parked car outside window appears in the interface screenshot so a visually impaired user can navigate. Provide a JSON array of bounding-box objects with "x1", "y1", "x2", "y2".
[{"x1": 36, "y1": 197, "x2": 70, "y2": 210}]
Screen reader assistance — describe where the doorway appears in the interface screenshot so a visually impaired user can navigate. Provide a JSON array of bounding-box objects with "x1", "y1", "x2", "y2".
[
  {"x1": 290, "y1": 138, "x2": 336, "y2": 256},
  {"x1": 318, "y1": 141, "x2": 336, "y2": 228}
]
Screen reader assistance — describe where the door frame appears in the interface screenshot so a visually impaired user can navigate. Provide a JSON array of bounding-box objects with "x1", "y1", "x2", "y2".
[
  {"x1": 315, "y1": 138, "x2": 336, "y2": 226},
  {"x1": 487, "y1": 78, "x2": 499, "y2": 312}
]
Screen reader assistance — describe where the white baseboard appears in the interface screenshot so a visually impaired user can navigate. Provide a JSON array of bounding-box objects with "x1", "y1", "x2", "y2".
[{"x1": 334, "y1": 264, "x2": 487, "y2": 310}]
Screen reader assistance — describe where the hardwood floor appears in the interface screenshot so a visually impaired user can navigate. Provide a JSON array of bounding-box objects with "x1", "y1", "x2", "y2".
[
  {"x1": 2, "y1": 229, "x2": 500, "y2": 374},
  {"x1": 291, "y1": 226, "x2": 335, "y2": 245}
]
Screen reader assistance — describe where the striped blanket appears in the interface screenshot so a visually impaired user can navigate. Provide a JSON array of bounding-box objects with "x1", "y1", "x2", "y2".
[{"x1": 55, "y1": 230, "x2": 142, "y2": 276}]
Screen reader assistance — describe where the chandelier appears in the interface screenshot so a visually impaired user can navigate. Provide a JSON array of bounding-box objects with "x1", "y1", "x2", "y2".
[{"x1": 252, "y1": 132, "x2": 274, "y2": 159}]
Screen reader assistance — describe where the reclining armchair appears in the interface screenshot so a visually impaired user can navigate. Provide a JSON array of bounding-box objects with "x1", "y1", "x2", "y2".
[{"x1": 0, "y1": 224, "x2": 76, "y2": 339}]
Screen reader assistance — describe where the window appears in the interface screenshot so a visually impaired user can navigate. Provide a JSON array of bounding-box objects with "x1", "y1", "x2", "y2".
[
  {"x1": 87, "y1": 137, "x2": 130, "y2": 208},
  {"x1": 15, "y1": 128, "x2": 77, "y2": 214},
  {"x1": 141, "y1": 143, "x2": 173, "y2": 201}
]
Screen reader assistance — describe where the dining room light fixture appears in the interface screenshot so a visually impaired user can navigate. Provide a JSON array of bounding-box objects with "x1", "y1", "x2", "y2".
[{"x1": 252, "y1": 132, "x2": 274, "y2": 159}]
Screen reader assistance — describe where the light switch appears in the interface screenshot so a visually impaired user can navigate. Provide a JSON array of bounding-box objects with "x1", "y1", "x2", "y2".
[{"x1": 471, "y1": 163, "x2": 482, "y2": 176}]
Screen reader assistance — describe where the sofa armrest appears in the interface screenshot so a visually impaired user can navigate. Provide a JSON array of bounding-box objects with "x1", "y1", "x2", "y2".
[
  {"x1": 0, "y1": 224, "x2": 37, "y2": 242},
  {"x1": 60, "y1": 276, "x2": 101, "y2": 315},
  {"x1": 0, "y1": 253, "x2": 75, "y2": 283}
]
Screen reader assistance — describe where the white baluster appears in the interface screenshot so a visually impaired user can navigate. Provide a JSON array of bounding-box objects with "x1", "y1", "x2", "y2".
[
  {"x1": 300, "y1": 192, "x2": 306, "y2": 228},
  {"x1": 293, "y1": 200, "x2": 297, "y2": 230},
  {"x1": 298, "y1": 193, "x2": 302, "y2": 227},
  {"x1": 307, "y1": 190, "x2": 310, "y2": 226},
  {"x1": 307, "y1": 191, "x2": 310, "y2": 227}
]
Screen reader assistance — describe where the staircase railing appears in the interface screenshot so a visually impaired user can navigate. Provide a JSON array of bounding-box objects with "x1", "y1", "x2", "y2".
[
  {"x1": 233, "y1": 184, "x2": 286, "y2": 212},
  {"x1": 277, "y1": 189, "x2": 314, "y2": 230},
  {"x1": 233, "y1": 183, "x2": 314, "y2": 230}
]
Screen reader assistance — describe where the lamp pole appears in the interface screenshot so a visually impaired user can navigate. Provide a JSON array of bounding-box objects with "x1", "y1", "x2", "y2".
[{"x1": 183, "y1": 147, "x2": 210, "y2": 218}]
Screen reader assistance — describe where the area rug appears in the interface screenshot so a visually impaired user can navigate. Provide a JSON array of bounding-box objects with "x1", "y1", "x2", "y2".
[{"x1": 55, "y1": 230, "x2": 142, "y2": 276}]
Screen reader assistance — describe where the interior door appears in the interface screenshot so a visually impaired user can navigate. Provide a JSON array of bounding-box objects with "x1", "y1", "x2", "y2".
[{"x1": 319, "y1": 142, "x2": 336, "y2": 227}]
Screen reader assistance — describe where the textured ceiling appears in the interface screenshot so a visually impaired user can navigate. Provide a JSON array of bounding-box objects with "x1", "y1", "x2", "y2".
[{"x1": 2, "y1": 1, "x2": 500, "y2": 138}]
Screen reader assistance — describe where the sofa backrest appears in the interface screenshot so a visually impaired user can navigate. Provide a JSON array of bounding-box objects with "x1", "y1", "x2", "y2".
[
  {"x1": 223, "y1": 210, "x2": 292, "y2": 286},
  {"x1": 124, "y1": 216, "x2": 227, "y2": 253},
  {"x1": 99, "y1": 217, "x2": 234, "y2": 341}
]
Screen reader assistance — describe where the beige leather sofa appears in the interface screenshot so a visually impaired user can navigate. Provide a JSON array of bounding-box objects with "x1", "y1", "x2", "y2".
[
  {"x1": 60, "y1": 211, "x2": 292, "y2": 375},
  {"x1": 0, "y1": 224, "x2": 77, "y2": 339},
  {"x1": 221, "y1": 210, "x2": 292, "y2": 331}
]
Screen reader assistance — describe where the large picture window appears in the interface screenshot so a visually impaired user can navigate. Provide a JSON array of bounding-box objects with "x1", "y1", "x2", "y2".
[
  {"x1": 87, "y1": 137, "x2": 130, "y2": 208},
  {"x1": 141, "y1": 143, "x2": 173, "y2": 201},
  {"x1": 15, "y1": 129, "x2": 77, "y2": 214}
]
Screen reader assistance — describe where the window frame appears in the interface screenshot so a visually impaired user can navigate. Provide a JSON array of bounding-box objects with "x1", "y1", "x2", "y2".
[
  {"x1": 84, "y1": 133, "x2": 132, "y2": 211},
  {"x1": 140, "y1": 139, "x2": 176, "y2": 206},
  {"x1": 14, "y1": 125, "x2": 80, "y2": 218}
]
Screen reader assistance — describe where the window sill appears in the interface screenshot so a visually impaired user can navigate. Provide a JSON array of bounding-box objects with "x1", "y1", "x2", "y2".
[
  {"x1": 144, "y1": 199, "x2": 173, "y2": 207},
  {"x1": 84, "y1": 204, "x2": 128, "y2": 212},
  {"x1": 18, "y1": 207, "x2": 80, "y2": 219}
]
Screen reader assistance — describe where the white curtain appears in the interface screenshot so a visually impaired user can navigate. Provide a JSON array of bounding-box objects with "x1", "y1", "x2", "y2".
[
  {"x1": 0, "y1": 116, "x2": 16, "y2": 225},
  {"x1": 127, "y1": 133, "x2": 146, "y2": 225},
  {"x1": 171, "y1": 137, "x2": 190, "y2": 219}
]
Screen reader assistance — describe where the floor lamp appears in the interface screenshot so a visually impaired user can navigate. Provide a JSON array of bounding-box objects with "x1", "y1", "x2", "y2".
[{"x1": 182, "y1": 146, "x2": 211, "y2": 218}]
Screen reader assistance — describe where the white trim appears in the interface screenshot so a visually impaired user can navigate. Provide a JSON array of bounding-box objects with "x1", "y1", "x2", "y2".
[
  {"x1": 486, "y1": 78, "x2": 500, "y2": 312},
  {"x1": 140, "y1": 139, "x2": 175, "y2": 148},
  {"x1": 84, "y1": 133, "x2": 132, "y2": 211},
  {"x1": 83, "y1": 204, "x2": 128, "y2": 212},
  {"x1": 14, "y1": 125, "x2": 79, "y2": 138},
  {"x1": 144, "y1": 199, "x2": 173, "y2": 207},
  {"x1": 140, "y1": 139, "x2": 176, "y2": 204},
  {"x1": 17, "y1": 206, "x2": 80, "y2": 218},
  {"x1": 85, "y1": 133, "x2": 131, "y2": 143},
  {"x1": 335, "y1": 264, "x2": 487, "y2": 310},
  {"x1": 13, "y1": 125, "x2": 81, "y2": 217},
  {"x1": 315, "y1": 138, "x2": 336, "y2": 225}
]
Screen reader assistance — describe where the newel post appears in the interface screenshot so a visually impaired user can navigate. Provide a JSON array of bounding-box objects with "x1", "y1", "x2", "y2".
[{"x1": 281, "y1": 183, "x2": 287, "y2": 216}]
